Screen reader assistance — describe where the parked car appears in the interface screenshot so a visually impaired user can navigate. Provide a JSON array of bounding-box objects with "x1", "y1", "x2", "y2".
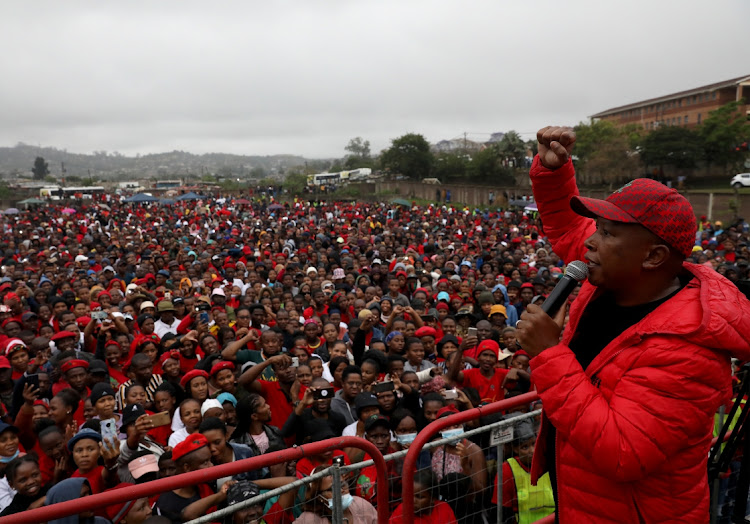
[{"x1": 731, "y1": 173, "x2": 750, "y2": 188}]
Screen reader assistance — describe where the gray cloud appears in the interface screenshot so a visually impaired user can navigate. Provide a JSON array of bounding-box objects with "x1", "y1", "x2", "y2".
[{"x1": 0, "y1": 0, "x2": 747, "y2": 158}]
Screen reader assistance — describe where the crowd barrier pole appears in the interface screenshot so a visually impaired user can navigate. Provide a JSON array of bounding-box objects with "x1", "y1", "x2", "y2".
[
  {"x1": 401, "y1": 391, "x2": 540, "y2": 523},
  {"x1": 0, "y1": 436, "x2": 390, "y2": 524}
]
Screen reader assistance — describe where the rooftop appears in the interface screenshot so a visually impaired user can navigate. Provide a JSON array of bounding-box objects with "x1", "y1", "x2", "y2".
[{"x1": 590, "y1": 74, "x2": 750, "y2": 118}]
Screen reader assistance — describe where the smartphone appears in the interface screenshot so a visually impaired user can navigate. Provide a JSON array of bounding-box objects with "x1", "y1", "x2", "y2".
[
  {"x1": 291, "y1": 357, "x2": 299, "y2": 368},
  {"x1": 145, "y1": 411, "x2": 171, "y2": 428},
  {"x1": 101, "y1": 418, "x2": 118, "y2": 442},
  {"x1": 467, "y1": 327, "x2": 478, "y2": 338},
  {"x1": 332, "y1": 455, "x2": 345, "y2": 467},
  {"x1": 372, "y1": 381, "x2": 395, "y2": 394},
  {"x1": 26, "y1": 374, "x2": 40, "y2": 390},
  {"x1": 442, "y1": 389, "x2": 459, "y2": 400},
  {"x1": 91, "y1": 311, "x2": 108, "y2": 321},
  {"x1": 313, "y1": 387, "x2": 335, "y2": 400},
  {"x1": 199, "y1": 312, "x2": 209, "y2": 324}
]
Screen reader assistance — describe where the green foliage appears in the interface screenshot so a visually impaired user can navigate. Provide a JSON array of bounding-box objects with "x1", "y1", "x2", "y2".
[
  {"x1": 283, "y1": 171, "x2": 308, "y2": 195},
  {"x1": 380, "y1": 133, "x2": 433, "y2": 180},
  {"x1": 496, "y1": 131, "x2": 527, "y2": 167},
  {"x1": 0, "y1": 182, "x2": 11, "y2": 199},
  {"x1": 344, "y1": 137, "x2": 371, "y2": 159},
  {"x1": 32, "y1": 156, "x2": 49, "y2": 180},
  {"x1": 434, "y1": 152, "x2": 470, "y2": 182},
  {"x1": 699, "y1": 100, "x2": 750, "y2": 173},
  {"x1": 573, "y1": 120, "x2": 641, "y2": 184},
  {"x1": 640, "y1": 125, "x2": 703, "y2": 169}
]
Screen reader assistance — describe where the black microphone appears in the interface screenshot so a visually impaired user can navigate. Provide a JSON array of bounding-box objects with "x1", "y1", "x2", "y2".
[{"x1": 540, "y1": 260, "x2": 589, "y2": 317}]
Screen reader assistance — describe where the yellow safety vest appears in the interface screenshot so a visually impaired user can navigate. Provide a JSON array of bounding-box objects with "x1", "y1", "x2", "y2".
[{"x1": 507, "y1": 457, "x2": 556, "y2": 524}]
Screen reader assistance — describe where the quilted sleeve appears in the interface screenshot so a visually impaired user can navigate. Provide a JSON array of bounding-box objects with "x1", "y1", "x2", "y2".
[
  {"x1": 530, "y1": 339, "x2": 730, "y2": 482},
  {"x1": 529, "y1": 156, "x2": 595, "y2": 265}
]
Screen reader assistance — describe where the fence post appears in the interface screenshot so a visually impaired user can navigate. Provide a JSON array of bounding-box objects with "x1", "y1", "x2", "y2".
[
  {"x1": 401, "y1": 391, "x2": 539, "y2": 522},
  {"x1": 332, "y1": 462, "x2": 344, "y2": 524},
  {"x1": 496, "y1": 438, "x2": 504, "y2": 524}
]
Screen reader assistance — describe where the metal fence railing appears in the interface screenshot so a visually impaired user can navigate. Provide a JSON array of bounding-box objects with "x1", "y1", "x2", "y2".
[{"x1": 0, "y1": 436, "x2": 390, "y2": 524}]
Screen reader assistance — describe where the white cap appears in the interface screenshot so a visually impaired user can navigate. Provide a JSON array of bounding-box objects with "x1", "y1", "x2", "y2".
[
  {"x1": 75, "y1": 255, "x2": 88, "y2": 263},
  {"x1": 200, "y1": 399, "x2": 223, "y2": 416},
  {"x1": 211, "y1": 288, "x2": 226, "y2": 297},
  {"x1": 139, "y1": 301, "x2": 155, "y2": 311}
]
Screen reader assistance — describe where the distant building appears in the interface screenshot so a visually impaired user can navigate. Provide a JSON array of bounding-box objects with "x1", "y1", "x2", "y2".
[
  {"x1": 155, "y1": 179, "x2": 183, "y2": 189},
  {"x1": 591, "y1": 74, "x2": 750, "y2": 130}
]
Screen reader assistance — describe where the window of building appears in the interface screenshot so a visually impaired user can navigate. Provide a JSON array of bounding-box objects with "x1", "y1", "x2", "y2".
[
  {"x1": 677, "y1": 116, "x2": 682, "y2": 125},
  {"x1": 698, "y1": 113, "x2": 702, "y2": 124},
  {"x1": 685, "y1": 115, "x2": 688, "y2": 124},
  {"x1": 712, "y1": 92, "x2": 717, "y2": 100}
]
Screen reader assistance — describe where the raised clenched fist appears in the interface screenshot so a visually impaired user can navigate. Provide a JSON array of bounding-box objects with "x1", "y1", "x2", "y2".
[{"x1": 537, "y1": 126, "x2": 576, "y2": 170}]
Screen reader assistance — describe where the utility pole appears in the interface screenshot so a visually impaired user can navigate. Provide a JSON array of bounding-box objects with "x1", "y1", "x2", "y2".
[{"x1": 61, "y1": 162, "x2": 66, "y2": 186}]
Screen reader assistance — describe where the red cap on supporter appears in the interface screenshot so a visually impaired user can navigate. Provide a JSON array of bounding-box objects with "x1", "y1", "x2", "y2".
[
  {"x1": 61, "y1": 359, "x2": 89, "y2": 374},
  {"x1": 180, "y1": 369, "x2": 209, "y2": 388},
  {"x1": 437, "y1": 405, "x2": 460, "y2": 418},
  {"x1": 414, "y1": 327, "x2": 437, "y2": 338},
  {"x1": 210, "y1": 360, "x2": 235, "y2": 377},
  {"x1": 172, "y1": 433, "x2": 209, "y2": 462},
  {"x1": 476, "y1": 339, "x2": 500, "y2": 360},
  {"x1": 51, "y1": 330, "x2": 77, "y2": 341}
]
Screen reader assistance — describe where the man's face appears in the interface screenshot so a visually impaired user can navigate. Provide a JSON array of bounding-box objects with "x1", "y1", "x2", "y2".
[
  {"x1": 185, "y1": 446, "x2": 213, "y2": 472},
  {"x1": 584, "y1": 218, "x2": 662, "y2": 293},
  {"x1": 342, "y1": 373, "x2": 362, "y2": 400},
  {"x1": 251, "y1": 308, "x2": 264, "y2": 326},
  {"x1": 66, "y1": 368, "x2": 88, "y2": 391}
]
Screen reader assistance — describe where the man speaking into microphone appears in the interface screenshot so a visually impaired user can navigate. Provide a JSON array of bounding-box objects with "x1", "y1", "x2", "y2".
[{"x1": 515, "y1": 126, "x2": 750, "y2": 523}]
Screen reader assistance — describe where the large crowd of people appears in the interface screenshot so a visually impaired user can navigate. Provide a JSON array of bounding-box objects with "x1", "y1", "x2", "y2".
[{"x1": 0, "y1": 146, "x2": 745, "y2": 524}]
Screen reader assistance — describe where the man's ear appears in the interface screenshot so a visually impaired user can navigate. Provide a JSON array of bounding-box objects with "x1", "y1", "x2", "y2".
[{"x1": 642, "y1": 243, "x2": 672, "y2": 270}]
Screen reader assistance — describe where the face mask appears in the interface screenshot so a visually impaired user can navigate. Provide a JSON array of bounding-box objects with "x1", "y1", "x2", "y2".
[
  {"x1": 0, "y1": 450, "x2": 19, "y2": 463},
  {"x1": 320, "y1": 493, "x2": 354, "y2": 511},
  {"x1": 440, "y1": 428, "x2": 464, "y2": 441},
  {"x1": 395, "y1": 432, "x2": 417, "y2": 446}
]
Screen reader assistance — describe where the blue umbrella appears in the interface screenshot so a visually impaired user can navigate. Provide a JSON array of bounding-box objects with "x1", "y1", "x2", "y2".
[
  {"x1": 3, "y1": 208, "x2": 19, "y2": 214},
  {"x1": 176, "y1": 192, "x2": 207, "y2": 201},
  {"x1": 124, "y1": 193, "x2": 160, "y2": 203}
]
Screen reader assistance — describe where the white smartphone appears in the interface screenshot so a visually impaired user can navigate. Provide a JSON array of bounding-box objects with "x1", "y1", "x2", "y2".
[{"x1": 101, "y1": 418, "x2": 118, "y2": 443}]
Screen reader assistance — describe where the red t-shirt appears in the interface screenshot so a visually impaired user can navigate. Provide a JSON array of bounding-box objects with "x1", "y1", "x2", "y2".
[
  {"x1": 72, "y1": 465, "x2": 105, "y2": 494},
  {"x1": 259, "y1": 381, "x2": 293, "y2": 432},
  {"x1": 459, "y1": 368, "x2": 509, "y2": 404},
  {"x1": 389, "y1": 500, "x2": 457, "y2": 524}
]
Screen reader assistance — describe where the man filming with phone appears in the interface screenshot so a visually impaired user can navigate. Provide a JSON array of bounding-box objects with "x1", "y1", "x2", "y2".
[{"x1": 513, "y1": 126, "x2": 750, "y2": 523}]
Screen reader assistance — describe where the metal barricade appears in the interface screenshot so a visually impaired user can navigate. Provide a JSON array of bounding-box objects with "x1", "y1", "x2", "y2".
[
  {"x1": 401, "y1": 391, "x2": 556, "y2": 524},
  {"x1": 0, "y1": 436, "x2": 390, "y2": 524}
]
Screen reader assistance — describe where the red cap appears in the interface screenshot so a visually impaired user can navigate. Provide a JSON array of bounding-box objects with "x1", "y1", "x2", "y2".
[
  {"x1": 180, "y1": 369, "x2": 209, "y2": 388},
  {"x1": 172, "y1": 433, "x2": 209, "y2": 462},
  {"x1": 570, "y1": 178, "x2": 696, "y2": 257},
  {"x1": 520, "y1": 282, "x2": 534, "y2": 290},
  {"x1": 61, "y1": 359, "x2": 89, "y2": 374},
  {"x1": 51, "y1": 330, "x2": 77, "y2": 341},
  {"x1": 158, "y1": 349, "x2": 180, "y2": 366},
  {"x1": 414, "y1": 327, "x2": 437, "y2": 338},
  {"x1": 437, "y1": 405, "x2": 460, "y2": 418},
  {"x1": 476, "y1": 339, "x2": 500, "y2": 360},
  {"x1": 210, "y1": 360, "x2": 235, "y2": 377},
  {"x1": 435, "y1": 302, "x2": 450, "y2": 311},
  {"x1": 4, "y1": 339, "x2": 26, "y2": 357},
  {"x1": 0, "y1": 356, "x2": 9, "y2": 370}
]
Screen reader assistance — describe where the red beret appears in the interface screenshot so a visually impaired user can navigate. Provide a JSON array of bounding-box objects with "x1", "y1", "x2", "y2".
[
  {"x1": 210, "y1": 360, "x2": 235, "y2": 377},
  {"x1": 520, "y1": 282, "x2": 534, "y2": 290},
  {"x1": 180, "y1": 369, "x2": 209, "y2": 389},
  {"x1": 51, "y1": 330, "x2": 77, "y2": 341},
  {"x1": 435, "y1": 302, "x2": 450, "y2": 311},
  {"x1": 76, "y1": 316, "x2": 92, "y2": 328},
  {"x1": 61, "y1": 359, "x2": 89, "y2": 374},
  {"x1": 414, "y1": 327, "x2": 437, "y2": 338},
  {"x1": 172, "y1": 433, "x2": 209, "y2": 462}
]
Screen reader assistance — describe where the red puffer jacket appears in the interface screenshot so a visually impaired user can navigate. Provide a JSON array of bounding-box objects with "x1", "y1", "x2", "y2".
[{"x1": 528, "y1": 156, "x2": 750, "y2": 523}]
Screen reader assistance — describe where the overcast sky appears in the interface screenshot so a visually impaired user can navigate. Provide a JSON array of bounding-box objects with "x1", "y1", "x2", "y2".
[{"x1": 1, "y1": 0, "x2": 747, "y2": 158}]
